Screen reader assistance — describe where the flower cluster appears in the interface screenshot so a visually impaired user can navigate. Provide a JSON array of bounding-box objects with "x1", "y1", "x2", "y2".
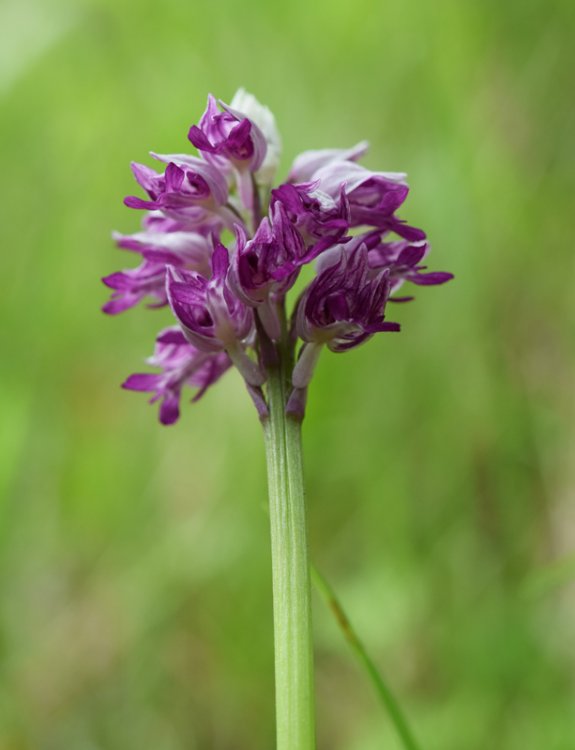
[{"x1": 104, "y1": 89, "x2": 452, "y2": 424}]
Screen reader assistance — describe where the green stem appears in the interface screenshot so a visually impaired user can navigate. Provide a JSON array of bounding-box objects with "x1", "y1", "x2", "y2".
[
  {"x1": 263, "y1": 365, "x2": 316, "y2": 750},
  {"x1": 311, "y1": 565, "x2": 422, "y2": 750}
]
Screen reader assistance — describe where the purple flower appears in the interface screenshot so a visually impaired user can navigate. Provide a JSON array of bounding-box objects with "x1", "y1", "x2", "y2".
[
  {"x1": 102, "y1": 229, "x2": 213, "y2": 314},
  {"x1": 166, "y1": 243, "x2": 249, "y2": 350},
  {"x1": 166, "y1": 241, "x2": 264, "y2": 385},
  {"x1": 122, "y1": 327, "x2": 231, "y2": 425},
  {"x1": 230, "y1": 219, "x2": 279, "y2": 306},
  {"x1": 296, "y1": 242, "x2": 399, "y2": 352},
  {"x1": 271, "y1": 181, "x2": 350, "y2": 257},
  {"x1": 188, "y1": 94, "x2": 267, "y2": 173},
  {"x1": 124, "y1": 154, "x2": 229, "y2": 228},
  {"x1": 228, "y1": 203, "x2": 308, "y2": 339},
  {"x1": 310, "y1": 160, "x2": 425, "y2": 240},
  {"x1": 231, "y1": 203, "x2": 306, "y2": 301},
  {"x1": 291, "y1": 242, "x2": 400, "y2": 390}
]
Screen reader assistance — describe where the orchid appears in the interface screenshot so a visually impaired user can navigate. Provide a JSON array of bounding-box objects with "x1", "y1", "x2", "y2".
[{"x1": 103, "y1": 90, "x2": 452, "y2": 750}]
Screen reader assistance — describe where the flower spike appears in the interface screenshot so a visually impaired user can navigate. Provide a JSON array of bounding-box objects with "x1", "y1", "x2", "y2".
[{"x1": 104, "y1": 89, "x2": 451, "y2": 424}]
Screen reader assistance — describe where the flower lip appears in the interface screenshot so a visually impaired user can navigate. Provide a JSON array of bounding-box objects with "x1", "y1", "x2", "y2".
[
  {"x1": 367, "y1": 237, "x2": 454, "y2": 290},
  {"x1": 102, "y1": 262, "x2": 169, "y2": 314},
  {"x1": 165, "y1": 241, "x2": 254, "y2": 353},
  {"x1": 122, "y1": 326, "x2": 232, "y2": 424}
]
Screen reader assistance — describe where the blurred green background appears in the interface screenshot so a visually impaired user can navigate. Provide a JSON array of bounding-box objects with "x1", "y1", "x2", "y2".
[{"x1": 1, "y1": 0, "x2": 574, "y2": 747}]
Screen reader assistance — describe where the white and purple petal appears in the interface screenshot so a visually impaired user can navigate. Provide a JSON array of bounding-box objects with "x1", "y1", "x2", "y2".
[{"x1": 288, "y1": 141, "x2": 369, "y2": 183}]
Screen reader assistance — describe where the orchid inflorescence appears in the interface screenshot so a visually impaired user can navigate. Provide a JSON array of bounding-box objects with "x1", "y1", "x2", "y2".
[{"x1": 103, "y1": 90, "x2": 452, "y2": 425}]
